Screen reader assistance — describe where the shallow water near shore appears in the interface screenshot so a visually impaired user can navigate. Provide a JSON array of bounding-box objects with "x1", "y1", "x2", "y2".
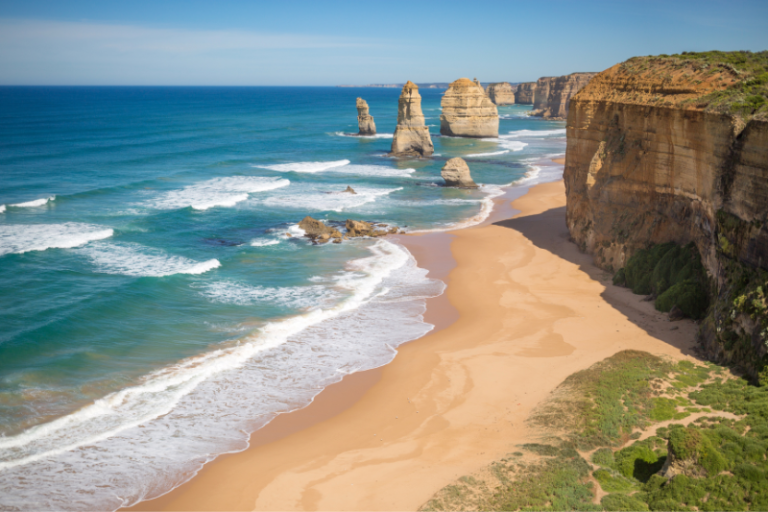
[{"x1": 0, "y1": 86, "x2": 564, "y2": 510}]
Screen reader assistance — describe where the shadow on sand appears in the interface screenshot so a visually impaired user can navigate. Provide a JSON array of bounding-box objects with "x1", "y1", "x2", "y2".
[{"x1": 494, "y1": 205, "x2": 700, "y2": 358}]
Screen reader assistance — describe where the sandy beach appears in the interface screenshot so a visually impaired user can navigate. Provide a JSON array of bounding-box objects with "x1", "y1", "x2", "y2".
[{"x1": 128, "y1": 180, "x2": 701, "y2": 511}]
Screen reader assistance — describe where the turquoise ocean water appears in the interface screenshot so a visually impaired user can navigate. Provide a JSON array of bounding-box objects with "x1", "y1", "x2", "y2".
[{"x1": 0, "y1": 86, "x2": 565, "y2": 509}]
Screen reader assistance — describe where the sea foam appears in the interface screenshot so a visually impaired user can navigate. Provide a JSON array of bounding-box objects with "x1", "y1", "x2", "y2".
[
  {"x1": 0, "y1": 240, "x2": 444, "y2": 512},
  {"x1": 9, "y1": 196, "x2": 56, "y2": 208},
  {"x1": 256, "y1": 159, "x2": 350, "y2": 173},
  {"x1": 199, "y1": 281, "x2": 337, "y2": 309},
  {"x1": 0, "y1": 223, "x2": 114, "y2": 256},
  {"x1": 333, "y1": 132, "x2": 393, "y2": 139},
  {"x1": 150, "y1": 177, "x2": 290, "y2": 211},
  {"x1": 263, "y1": 186, "x2": 402, "y2": 212},
  {"x1": 465, "y1": 150, "x2": 510, "y2": 157},
  {"x1": 76, "y1": 243, "x2": 221, "y2": 277}
]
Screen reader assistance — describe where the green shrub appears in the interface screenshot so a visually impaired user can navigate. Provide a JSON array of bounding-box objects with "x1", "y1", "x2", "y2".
[
  {"x1": 615, "y1": 443, "x2": 665, "y2": 482},
  {"x1": 593, "y1": 468, "x2": 635, "y2": 492},
  {"x1": 649, "y1": 397, "x2": 678, "y2": 421},
  {"x1": 614, "y1": 243, "x2": 708, "y2": 319},
  {"x1": 592, "y1": 447, "x2": 616, "y2": 468},
  {"x1": 601, "y1": 493, "x2": 650, "y2": 511}
]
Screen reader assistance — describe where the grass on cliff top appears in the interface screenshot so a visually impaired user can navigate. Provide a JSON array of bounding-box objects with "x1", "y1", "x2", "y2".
[
  {"x1": 420, "y1": 351, "x2": 768, "y2": 511},
  {"x1": 627, "y1": 50, "x2": 768, "y2": 119}
]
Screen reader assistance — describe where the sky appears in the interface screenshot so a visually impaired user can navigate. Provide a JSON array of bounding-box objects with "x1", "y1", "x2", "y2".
[{"x1": 0, "y1": 0, "x2": 767, "y2": 85}]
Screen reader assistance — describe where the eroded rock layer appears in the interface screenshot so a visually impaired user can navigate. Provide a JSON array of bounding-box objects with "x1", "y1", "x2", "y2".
[
  {"x1": 532, "y1": 76, "x2": 555, "y2": 110},
  {"x1": 440, "y1": 78, "x2": 499, "y2": 138},
  {"x1": 564, "y1": 54, "x2": 768, "y2": 376},
  {"x1": 391, "y1": 81, "x2": 434, "y2": 157},
  {"x1": 538, "y1": 72, "x2": 596, "y2": 119},
  {"x1": 486, "y1": 82, "x2": 517, "y2": 105},
  {"x1": 356, "y1": 98, "x2": 376, "y2": 135},
  {"x1": 515, "y1": 82, "x2": 537, "y2": 104}
]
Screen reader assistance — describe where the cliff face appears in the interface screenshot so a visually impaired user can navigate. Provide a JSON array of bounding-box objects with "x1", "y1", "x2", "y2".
[
  {"x1": 564, "y1": 54, "x2": 768, "y2": 377},
  {"x1": 532, "y1": 77, "x2": 555, "y2": 110},
  {"x1": 356, "y1": 97, "x2": 376, "y2": 135},
  {"x1": 515, "y1": 82, "x2": 536, "y2": 104},
  {"x1": 486, "y1": 82, "x2": 517, "y2": 105},
  {"x1": 391, "y1": 81, "x2": 434, "y2": 157},
  {"x1": 440, "y1": 78, "x2": 499, "y2": 138},
  {"x1": 538, "y1": 72, "x2": 596, "y2": 119}
]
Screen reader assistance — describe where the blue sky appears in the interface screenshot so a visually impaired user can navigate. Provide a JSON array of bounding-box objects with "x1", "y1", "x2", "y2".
[{"x1": 1, "y1": 0, "x2": 766, "y2": 85}]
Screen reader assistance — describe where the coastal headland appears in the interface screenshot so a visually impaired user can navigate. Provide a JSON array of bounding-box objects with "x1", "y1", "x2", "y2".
[{"x1": 128, "y1": 179, "x2": 701, "y2": 511}]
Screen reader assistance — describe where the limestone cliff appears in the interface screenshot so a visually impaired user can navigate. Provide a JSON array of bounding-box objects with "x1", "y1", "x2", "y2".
[
  {"x1": 390, "y1": 81, "x2": 434, "y2": 157},
  {"x1": 532, "y1": 77, "x2": 555, "y2": 111},
  {"x1": 515, "y1": 82, "x2": 537, "y2": 104},
  {"x1": 537, "y1": 72, "x2": 596, "y2": 119},
  {"x1": 486, "y1": 82, "x2": 517, "y2": 105},
  {"x1": 440, "y1": 78, "x2": 499, "y2": 138},
  {"x1": 564, "y1": 52, "x2": 768, "y2": 377},
  {"x1": 356, "y1": 98, "x2": 376, "y2": 135}
]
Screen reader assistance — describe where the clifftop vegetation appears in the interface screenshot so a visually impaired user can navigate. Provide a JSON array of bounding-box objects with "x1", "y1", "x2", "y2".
[{"x1": 615, "y1": 50, "x2": 768, "y2": 120}]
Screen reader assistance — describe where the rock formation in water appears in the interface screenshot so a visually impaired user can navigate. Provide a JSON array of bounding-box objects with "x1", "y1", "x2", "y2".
[
  {"x1": 441, "y1": 157, "x2": 478, "y2": 188},
  {"x1": 515, "y1": 82, "x2": 537, "y2": 104},
  {"x1": 356, "y1": 98, "x2": 376, "y2": 135},
  {"x1": 532, "y1": 76, "x2": 555, "y2": 111},
  {"x1": 390, "y1": 81, "x2": 434, "y2": 157},
  {"x1": 564, "y1": 52, "x2": 768, "y2": 378},
  {"x1": 298, "y1": 216, "x2": 342, "y2": 243},
  {"x1": 486, "y1": 82, "x2": 517, "y2": 106},
  {"x1": 343, "y1": 186, "x2": 357, "y2": 194},
  {"x1": 345, "y1": 219, "x2": 397, "y2": 237},
  {"x1": 533, "y1": 72, "x2": 596, "y2": 119},
  {"x1": 440, "y1": 78, "x2": 499, "y2": 138}
]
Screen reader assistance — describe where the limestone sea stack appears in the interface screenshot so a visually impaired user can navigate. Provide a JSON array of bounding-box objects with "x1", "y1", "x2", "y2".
[
  {"x1": 532, "y1": 76, "x2": 555, "y2": 111},
  {"x1": 390, "y1": 81, "x2": 434, "y2": 157},
  {"x1": 486, "y1": 82, "x2": 517, "y2": 105},
  {"x1": 440, "y1": 78, "x2": 499, "y2": 138},
  {"x1": 536, "y1": 72, "x2": 596, "y2": 119},
  {"x1": 356, "y1": 98, "x2": 376, "y2": 135},
  {"x1": 441, "y1": 157, "x2": 478, "y2": 188},
  {"x1": 515, "y1": 82, "x2": 537, "y2": 104}
]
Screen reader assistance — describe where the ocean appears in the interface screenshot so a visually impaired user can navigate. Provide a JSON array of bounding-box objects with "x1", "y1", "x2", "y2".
[{"x1": 0, "y1": 86, "x2": 565, "y2": 510}]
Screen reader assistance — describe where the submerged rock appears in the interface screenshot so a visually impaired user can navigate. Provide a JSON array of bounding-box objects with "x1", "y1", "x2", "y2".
[
  {"x1": 441, "y1": 157, "x2": 479, "y2": 188},
  {"x1": 356, "y1": 98, "x2": 376, "y2": 135},
  {"x1": 440, "y1": 78, "x2": 499, "y2": 138},
  {"x1": 390, "y1": 81, "x2": 434, "y2": 157}
]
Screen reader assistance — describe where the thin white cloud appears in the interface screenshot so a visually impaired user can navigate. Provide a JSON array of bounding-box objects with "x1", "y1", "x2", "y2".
[
  {"x1": 0, "y1": 19, "x2": 366, "y2": 52},
  {"x1": 0, "y1": 18, "x2": 388, "y2": 84}
]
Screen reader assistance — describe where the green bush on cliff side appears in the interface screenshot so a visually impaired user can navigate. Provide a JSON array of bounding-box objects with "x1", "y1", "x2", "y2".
[{"x1": 614, "y1": 242, "x2": 709, "y2": 319}]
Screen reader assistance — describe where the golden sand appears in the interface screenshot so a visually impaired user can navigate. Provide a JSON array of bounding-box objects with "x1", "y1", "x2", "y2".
[{"x1": 129, "y1": 181, "x2": 700, "y2": 511}]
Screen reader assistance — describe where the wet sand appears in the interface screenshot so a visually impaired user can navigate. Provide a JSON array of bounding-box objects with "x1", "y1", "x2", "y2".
[{"x1": 128, "y1": 180, "x2": 700, "y2": 511}]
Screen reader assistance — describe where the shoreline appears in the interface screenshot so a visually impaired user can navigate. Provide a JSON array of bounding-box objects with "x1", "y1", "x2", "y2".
[{"x1": 127, "y1": 179, "x2": 702, "y2": 511}]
